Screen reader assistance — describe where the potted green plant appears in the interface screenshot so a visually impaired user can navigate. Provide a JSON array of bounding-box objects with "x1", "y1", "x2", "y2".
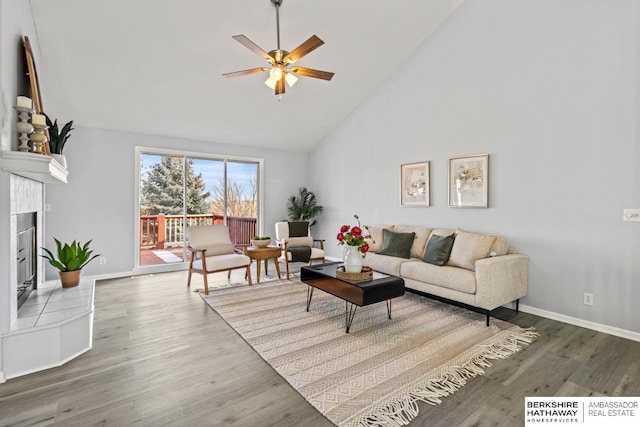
[
  {"x1": 286, "y1": 187, "x2": 324, "y2": 226},
  {"x1": 41, "y1": 238, "x2": 100, "y2": 288},
  {"x1": 44, "y1": 114, "x2": 74, "y2": 168},
  {"x1": 251, "y1": 235, "x2": 272, "y2": 247}
]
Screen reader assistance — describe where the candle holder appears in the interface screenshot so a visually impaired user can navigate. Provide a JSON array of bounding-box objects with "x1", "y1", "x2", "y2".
[
  {"x1": 31, "y1": 123, "x2": 49, "y2": 155},
  {"x1": 14, "y1": 106, "x2": 35, "y2": 152}
]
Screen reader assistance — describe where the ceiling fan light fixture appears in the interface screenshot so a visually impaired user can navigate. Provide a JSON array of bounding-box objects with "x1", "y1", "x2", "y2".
[
  {"x1": 284, "y1": 71, "x2": 298, "y2": 87},
  {"x1": 224, "y1": 0, "x2": 333, "y2": 96},
  {"x1": 269, "y1": 66, "x2": 283, "y2": 81},
  {"x1": 264, "y1": 76, "x2": 277, "y2": 89}
]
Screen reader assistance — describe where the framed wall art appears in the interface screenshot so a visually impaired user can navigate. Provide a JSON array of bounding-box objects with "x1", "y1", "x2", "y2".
[
  {"x1": 448, "y1": 154, "x2": 489, "y2": 208},
  {"x1": 400, "y1": 161, "x2": 430, "y2": 207}
]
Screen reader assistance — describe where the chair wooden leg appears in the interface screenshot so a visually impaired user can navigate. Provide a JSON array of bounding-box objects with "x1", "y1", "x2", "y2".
[
  {"x1": 246, "y1": 265, "x2": 252, "y2": 285},
  {"x1": 227, "y1": 270, "x2": 232, "y2": 279},
  {"x1": 204, "y1": 274, "x2": 209, "y2": 295},
  {"x1": 187, "y1": 268, "x2": 192, "y2": 287},
  {"x1": 285, "y1": 258, "x2": 291, "y2": 280}
]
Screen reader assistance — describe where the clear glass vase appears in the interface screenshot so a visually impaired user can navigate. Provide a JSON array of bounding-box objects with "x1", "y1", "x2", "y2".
[{"x1": 344, "y1": 245, "x2": 363, "y2": 273}]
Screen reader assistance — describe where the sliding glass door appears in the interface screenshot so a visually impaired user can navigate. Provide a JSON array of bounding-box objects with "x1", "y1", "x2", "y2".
[{"x1": 136, "y1": 148, "x2": 262, "y2": 271}]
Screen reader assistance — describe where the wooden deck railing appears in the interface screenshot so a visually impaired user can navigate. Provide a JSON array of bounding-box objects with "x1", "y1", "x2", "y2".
[{"x1": 140, "y1": 214, "x2": 257, "y2": 249}]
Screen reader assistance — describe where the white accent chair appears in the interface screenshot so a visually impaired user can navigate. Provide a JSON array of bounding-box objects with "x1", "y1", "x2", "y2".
[
  {"x1": 187, "y1": 224, "x2": 252, "y2": 294},
  {"x1": 275, "y1": 221, "x2": 325, "y2": 279}
]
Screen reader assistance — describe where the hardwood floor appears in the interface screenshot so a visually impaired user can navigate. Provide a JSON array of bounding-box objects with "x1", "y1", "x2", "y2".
[{"x1": 1, "y1": 270, "x2": 638, "y2": 426}]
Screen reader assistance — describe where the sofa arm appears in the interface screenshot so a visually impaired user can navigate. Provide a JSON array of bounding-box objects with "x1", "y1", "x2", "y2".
[{"x1": 474, "y1": 254, "x2": 528, "y2": 311}]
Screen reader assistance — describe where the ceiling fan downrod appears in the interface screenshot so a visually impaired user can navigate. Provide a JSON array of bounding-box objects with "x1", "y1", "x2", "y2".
[{"x1": 272, "y1": 0, "x2": 282, "y2": 50}]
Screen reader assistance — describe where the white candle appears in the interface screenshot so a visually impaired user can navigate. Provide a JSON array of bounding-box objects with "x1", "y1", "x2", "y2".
[
  {"x1": 32, "y1": 113, "x2": 46, "y2": 126},
  {"x1": 17, "y1": 96, "x2": 32, "y2": 109}
]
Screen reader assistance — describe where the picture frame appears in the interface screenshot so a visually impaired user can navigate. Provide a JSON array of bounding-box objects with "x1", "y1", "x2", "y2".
[
  {"x1": 23, "y1": 36, "x2": 43, "y2": 114},
  {"x1": 448, "y1": 154, "x2": 489, "y2": 208},
  {"x1": 400, "y1": 161, "x2": 430, "y2": 207}
]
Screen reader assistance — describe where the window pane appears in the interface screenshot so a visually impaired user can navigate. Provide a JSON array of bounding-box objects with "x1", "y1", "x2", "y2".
[
  {"x1": 139, "y1": 154, "x2": 185, "y2": 266},
  {"x1": 226, "y1": 161, "x2": 258, "y2": 244}
]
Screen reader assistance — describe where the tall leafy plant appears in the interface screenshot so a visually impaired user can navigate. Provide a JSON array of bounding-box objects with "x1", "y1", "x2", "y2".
[
  {"x1": 44, "y1": 114, "x2": 74, "y2": 154},
  {"x1": 287, "y1": 187, "x2": 324, "y2": 226}
]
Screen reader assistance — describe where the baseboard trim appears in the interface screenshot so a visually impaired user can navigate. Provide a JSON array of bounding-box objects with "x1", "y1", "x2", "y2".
[{"x1": 519, "y1": 304, "x2": 640, "y2": 342}]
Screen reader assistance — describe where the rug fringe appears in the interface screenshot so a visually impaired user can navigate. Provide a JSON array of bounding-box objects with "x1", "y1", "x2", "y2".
[{"x1": 348, "y1": 326, "x2": 539, "y2": 427}]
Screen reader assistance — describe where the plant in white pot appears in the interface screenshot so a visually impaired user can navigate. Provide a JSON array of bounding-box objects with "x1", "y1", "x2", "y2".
[
  {"x1": 41, "y1": 238, "x2": 100, "y2": 288},
  {"x1": 44, "y1": 114, "x2": 74, "y2": 168}
]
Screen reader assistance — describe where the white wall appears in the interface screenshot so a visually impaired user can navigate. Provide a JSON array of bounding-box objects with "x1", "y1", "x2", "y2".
[
  {"x1": 44, "y1": 126, "x2": 308, "y2": 278},
  {"x1": 309, "y1": 0, "x2": 640, "y2": 333}
]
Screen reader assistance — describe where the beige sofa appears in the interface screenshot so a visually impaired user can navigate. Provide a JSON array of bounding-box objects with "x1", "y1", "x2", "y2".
[{"x1": 362, "y1": 225, "x2": 528, "y2": 325}]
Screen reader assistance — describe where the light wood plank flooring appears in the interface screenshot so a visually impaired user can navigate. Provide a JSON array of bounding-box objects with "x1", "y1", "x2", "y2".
[{"x1": 1, "y1": 270, "x2": 638, "y2": 426}]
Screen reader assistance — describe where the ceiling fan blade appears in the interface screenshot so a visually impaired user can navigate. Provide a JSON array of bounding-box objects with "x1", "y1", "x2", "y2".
[
  {"x1": 232, "y1": 35, "x2": 274, "y2": 63},
  {"x1": 222, "y1": 67, "x2": 268, "y2": 78},
  {"x1": 283, "y1": 35, "x2": 324, "y2": 64},
  {"x1": 275, "y1": 77, "x2": 285, "y2": 95},
  {"x1": 290, "y1": 66, "x2": 334, "y2": 81}
]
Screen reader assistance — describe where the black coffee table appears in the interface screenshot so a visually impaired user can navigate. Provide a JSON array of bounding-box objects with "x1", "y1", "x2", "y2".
[{"x1": 300, "y1": 262, "x2": 405, "y2": 333}]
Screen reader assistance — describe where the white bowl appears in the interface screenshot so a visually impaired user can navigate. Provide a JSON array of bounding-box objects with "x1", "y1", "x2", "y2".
[{"x1": 251, "y1": 238, "x2": 271, "y2": 247}]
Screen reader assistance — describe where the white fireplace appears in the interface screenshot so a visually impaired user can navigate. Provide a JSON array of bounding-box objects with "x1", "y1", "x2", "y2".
[{"x1": 1, "y1": 153, "x2": 93, "y2": 382}]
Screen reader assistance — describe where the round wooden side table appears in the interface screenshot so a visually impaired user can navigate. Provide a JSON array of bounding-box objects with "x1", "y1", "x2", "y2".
[{"x1": 244, "y1": 246, "x2": 282, "y2": 283}]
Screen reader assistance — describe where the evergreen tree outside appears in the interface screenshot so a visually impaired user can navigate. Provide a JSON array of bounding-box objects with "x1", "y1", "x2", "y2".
[{"x1": 141, "y1": 156, "x2": 210, "y2": 215}]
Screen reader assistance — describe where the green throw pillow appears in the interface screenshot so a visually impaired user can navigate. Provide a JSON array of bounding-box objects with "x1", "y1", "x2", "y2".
[
  {"x1": 422, "y1": 234, "x2": 456, "y2": 266},
  {"x1": 378, "y1": 229, "x2": 415, "y2": 259},
  {"x1": 288, "y1": 221, "x2": 309, "y2": 238}
]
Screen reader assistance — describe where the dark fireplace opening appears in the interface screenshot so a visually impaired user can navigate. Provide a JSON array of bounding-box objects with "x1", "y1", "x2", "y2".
[{"x1": 17, "y1": 212, "x2": 37, "y2": 310}]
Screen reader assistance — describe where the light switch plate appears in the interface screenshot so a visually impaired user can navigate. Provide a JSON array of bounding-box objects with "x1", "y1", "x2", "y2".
[{"x1": 623, "y1": 209, "x2": 640, "y2": 222}]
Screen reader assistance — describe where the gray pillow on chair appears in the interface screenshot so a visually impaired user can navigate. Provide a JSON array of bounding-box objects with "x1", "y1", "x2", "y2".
[{"x1": 288, "y1": 221, "x2": 309, "y2": 237}]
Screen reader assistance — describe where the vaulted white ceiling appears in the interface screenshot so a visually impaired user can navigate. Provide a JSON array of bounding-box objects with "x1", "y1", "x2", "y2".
[{"x1": 30, "y1": 0, "x2": 463, "y2": 152}]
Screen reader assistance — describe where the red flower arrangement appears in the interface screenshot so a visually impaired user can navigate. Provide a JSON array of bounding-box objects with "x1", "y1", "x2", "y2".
[{"x1": 336, "y1": 214, "x2": 373, "y2": 256}]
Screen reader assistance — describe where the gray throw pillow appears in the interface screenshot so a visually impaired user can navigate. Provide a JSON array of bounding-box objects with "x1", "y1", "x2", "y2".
[
  {"x1": 288, "y1": 221, "x2": 309, "y2": 238},
  {"x1": 422, "y1": 234, "x2": 455, "y2": 266},
  {"x1": 378, "y1": 229, "x2": 415, "y2": 259}
]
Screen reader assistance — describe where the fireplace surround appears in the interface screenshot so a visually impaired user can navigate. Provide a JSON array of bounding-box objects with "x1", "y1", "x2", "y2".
[
  {"x1": 16, "y1": 212, "x2": 37, "y2": 310},
  {"x1": 1, "y1": 172, "x2": 94, "y2": 382}
]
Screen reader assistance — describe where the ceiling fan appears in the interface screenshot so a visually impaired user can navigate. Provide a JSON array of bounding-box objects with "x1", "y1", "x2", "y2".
[{"x1": 223, "y1": 0, "x2": 334, "y2": 96}]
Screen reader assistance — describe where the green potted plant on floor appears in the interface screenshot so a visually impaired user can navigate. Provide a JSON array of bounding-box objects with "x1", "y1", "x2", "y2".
[{"x1": 41, "y1": 238, "x2": 101, "y2": 288}]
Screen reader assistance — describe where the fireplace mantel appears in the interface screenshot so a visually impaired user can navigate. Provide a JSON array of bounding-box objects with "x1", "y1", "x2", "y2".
[{"x1": 1, "y1": 151, "x2": 68, "y2": 183}]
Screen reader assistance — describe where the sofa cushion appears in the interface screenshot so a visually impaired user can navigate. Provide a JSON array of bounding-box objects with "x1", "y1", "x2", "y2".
[
  {"x1": 378, "y1": 229, "x2": 415, "y2": 259},
  {"x1": 395, "y1": 225, "x2": 431, "y2": 259},
  {"x1": 365, "y1": 226, "x2": 385, "y2": 252},
  {"x1": 401, "y1": 261, "x2": 476, "y2": 294},
  {"x1": 363, "y1": 252, "x2": 410, "y2": 276},
  {"x1": 447, "y1": 229, "x2": 496, "y2": 271},
  {"x1": 489, "y1": 236, "x2": 509, "y2": 256},
  {"x1": 422, "y1": 233, "x2": 455, "y2": 266}
]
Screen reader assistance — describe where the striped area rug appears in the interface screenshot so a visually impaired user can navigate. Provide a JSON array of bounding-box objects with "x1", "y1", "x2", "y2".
[{"x1": 202, "y1": 279, "x2": 537, "y2": 427}]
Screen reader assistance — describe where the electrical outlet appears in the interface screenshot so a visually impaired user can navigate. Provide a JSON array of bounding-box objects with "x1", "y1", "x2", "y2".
[
  {"x1": 583, "y1": 293, "x2": 593, "y2": 306},
  {"x1": 99, "y1": 257, "x2": 107, "y2": 265}
]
